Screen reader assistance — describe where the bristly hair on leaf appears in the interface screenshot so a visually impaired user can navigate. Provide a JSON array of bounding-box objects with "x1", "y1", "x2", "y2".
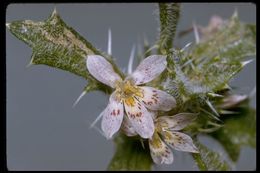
[
  {"x1": 6, "y1": 9, "x2": 121, "y2": 95},
  {"x1": 158, "y1": 3, "x2": 180, "y2": 54}
]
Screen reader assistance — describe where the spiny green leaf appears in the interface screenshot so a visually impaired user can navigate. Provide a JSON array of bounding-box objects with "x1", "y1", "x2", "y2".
[
  {"x1": 181, "y1": 13, "x2": 256, "y2": 92},
  {"x1": 164, "y1": 13, "x2": 256, "y2": 103},
  {"x1": 6, "y1": 9, "x2": 121, "y2": 94},
  {"x1": 108, "y1": 134, "x2": 153, "y2": 171},
  {"x1": 8, "y1": 9, "x2": 96, "y2": 79},
  {"x1": 192, "y1": 140, "x2": 231, "y2": 171},
  {"x1": 210, "y1": 106, "x2": 256, "y2": 162},
  {"x1": 158, "y1": 3, "x2": 180, "y2": 54}
]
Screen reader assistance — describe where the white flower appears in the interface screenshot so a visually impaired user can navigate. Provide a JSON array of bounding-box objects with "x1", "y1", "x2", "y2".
[
  {"x1": 148, "y1": 113, "x2": 199, "y2": 164},
  {"x1": 86, "y1": 54, "x2": 176, "y2": 139}
]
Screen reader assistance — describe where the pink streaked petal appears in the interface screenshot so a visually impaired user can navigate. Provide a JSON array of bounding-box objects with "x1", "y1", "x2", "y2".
[
  {"x1": 138, "y1": 86, "x2": 176, "y2": 111},
  {"x1": 86, "y1": 55, "x2": 122, "y2": 88},
  {"x1": 129, "y1": 55, "x2": 167, "y2": 85},
  {"x1": 101, "y1": 93, "x2": 124, "y2": 139},
  {"x1": 156, "y1": 113, "x2": 197, "y2": 131},
  {"x1": 120, "y1": 116, "x2": 137, "y2": 137},
  {"x1": 161, "y1": 131, "x2": 199, "y2": 153},
  {"x1": 149, "y1": 133, "x2": 174, "y2": 164},
  {"x1": 124, "y1": 98, "x2": 154, "y2": 139}
]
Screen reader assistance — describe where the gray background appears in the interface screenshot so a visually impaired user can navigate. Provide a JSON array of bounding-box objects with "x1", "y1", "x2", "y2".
[{"x1": 6, "y1": 3, "x2": 256, "y2": 171}]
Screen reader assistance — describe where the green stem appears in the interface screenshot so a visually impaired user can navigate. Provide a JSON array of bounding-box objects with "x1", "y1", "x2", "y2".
[{"x1": 158, "y1": 3, "x2": 180, "y2": 54}]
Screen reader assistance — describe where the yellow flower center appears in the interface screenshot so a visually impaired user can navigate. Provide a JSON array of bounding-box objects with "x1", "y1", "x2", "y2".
[
  {"x1": 114, "y1": 80, "x2": 143, "y2": 107},
  {"x1": 154, "y1": 122, "x2": 172, "y2": 141},
  {"x1": 150, "y1": 132, "x2": 162, "y2": 149}
]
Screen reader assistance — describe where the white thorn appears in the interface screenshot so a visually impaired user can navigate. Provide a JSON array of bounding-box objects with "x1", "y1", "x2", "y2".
[
  {"x1": 26, "y1": 63, "x2": 32, "y2": 68},
  {"x1": 93, "y1": 125, "x2": 107, "y2": 138},
  {"x1": 180, "y1": 59, "x2": 193, "y2": 68},
  {"x1": 144, "y1": 44, "x2": 159, "y2": 55},
  {"x1": 140, "y1": 139, "x2": 145, "y2": 149},
  {"x1": 86, "y1": 121, "x2": 106, "y2": 138},
  {"x1": 137, "y1": 38, "x2": 143, "y2": 59},
  {"x1": 72, "y1": 91, "x2": 86, "y2": 108},
  {"x1": 181, "y1": 42, "x2": 192, "y2": 52},
  {"x1": 122, "y1": 67, "x2": 127, "y2": 74},
  {"x1": 128, "y1": 45, "x2": 136, "y2": 74},
  {"x1": 89, "y1": 110, "x2": 104, "y2": 129},
  {"x1": 249, "y1": 86, "x2": 256, "y2": 98},
  {"x1": 207, "y1": 92, "x2": 224, "y2": 98},
  {"x1": 223, "y1": 84, "x2": 232, "y2": 90},
  {"x1": 207, "y1": 121, "x2": 223, "y2": 127},
  {"x1": 51, "y1": 7, "x2": 58, "y2": 17},
  {"x1": 143, "y1": 34, "x2": 148, "y2": 46},
  {"x1": 26, "y1": 58, "x2": 34, "y2": 68},
  {"x1": 219, "y1": 110, "x2": 239, "y2": 114},
  {"x1": 206, "y1": 99, "x2": 220, "y2": 117},
  {"x1": 242, "y1": 59, "x2": 254, "y2": 67},
  {"x1": 53, "y1": 7, "x2": 57, "y2": 14},
  {"x1": 193, "y1": 22, "x2": 200, "y2": 44},
  {"x1": 6, "y1": 23, "x2": 10, "y2": 29},
  {"x1": 232, "y1": 8, "x2": 238, "y2": 18},
  {"x1": 108, "y1": 28, "x2": 112, "y2": 55},
  {"x1": 200, "y1": 107, "x2": 220, "y2": 121}
]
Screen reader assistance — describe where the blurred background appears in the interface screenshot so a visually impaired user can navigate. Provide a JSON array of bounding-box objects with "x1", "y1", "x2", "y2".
[{"x1": 6, "y1": 3, "x2": 256, "y2": 171}]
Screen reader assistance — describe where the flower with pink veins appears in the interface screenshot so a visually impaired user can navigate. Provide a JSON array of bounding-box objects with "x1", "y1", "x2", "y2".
[
  {"x1": 148, "y1": 113, "x2": 199, "y2": 164},
  {"x1": 86, "y1": 54, "x2": 176, "y2": 139}
]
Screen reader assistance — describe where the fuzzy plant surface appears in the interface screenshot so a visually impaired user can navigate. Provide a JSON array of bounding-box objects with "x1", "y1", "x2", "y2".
[{"x1": 6, "y1": 3, "x2": 256, "y2": 171}]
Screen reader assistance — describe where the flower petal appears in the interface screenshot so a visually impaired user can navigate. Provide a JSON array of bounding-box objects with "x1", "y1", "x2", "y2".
[
  {"x1": 101, "y1": 93, "x2": 124, "y2": 139},
  {"x1": 157, "y1": 113, "x2": 197, "y2": 131},
  {"x1": 218, "y1": 94, "x2": 248, "y2": 109},
  {"x1": 120, "y1": 116, "x2": 137, "y2": 137},
  {"x1": 86, "y1": 55, "x2": 122, "y2": 88},
  {"x1": 129, "y1": 55, "x2": 167, "y2": 85},
  {"x1": 124, "y1": 97, "x2": 154, "y2": 138},
  {"x1": 149, "y1": 133, "x2": 173, "y2": 164},
  {"x1": 161, "y1": 130, "x2": 199, "y2": 153},
  {"x1": 137, "y1": 86, "x2": 176, "y2": 111}
]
